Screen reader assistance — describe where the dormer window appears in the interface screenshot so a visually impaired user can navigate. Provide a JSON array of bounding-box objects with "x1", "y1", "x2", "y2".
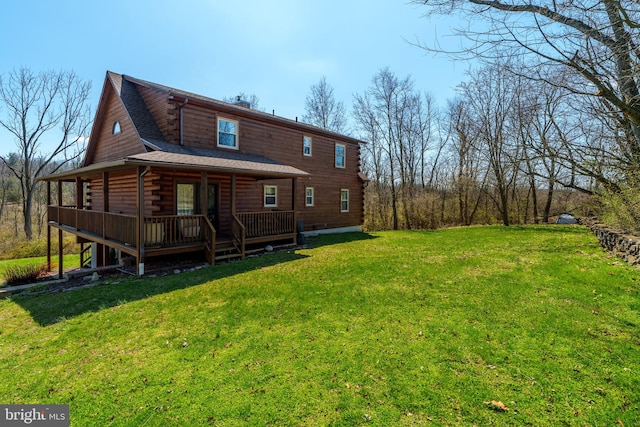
[
  {"x1": 218, "y1": 117, "x2": 238, "y2": 149},
  {"x1": 112, "y1": 121, "x2": 121, "y2": 135}
]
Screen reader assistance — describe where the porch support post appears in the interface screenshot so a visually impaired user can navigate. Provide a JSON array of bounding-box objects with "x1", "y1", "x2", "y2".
[
  {"x1": 102, "y1": 171, "x2": 109, "y2": 266},
  {"x1": 75, "y1": 177, "x2": 82, "y2": 231},
  {"x1": 57, "y1": 180, "x2": 63, "y2": 279},
  {"x1": 200, "y1": 172, "x2": 208, "y2": 216},
  {"x1": 291, "y1": 177, "x2": 297, "y2": 245},
  {"x1": 46, "y1": 180, "x2": 51, "y2": 272},
  {"x1": 136, "y1": 166, "x2": 146, "y2": 276},
  {"x1": 230, "y1": 174, "x2": 237, "y2": 216}
]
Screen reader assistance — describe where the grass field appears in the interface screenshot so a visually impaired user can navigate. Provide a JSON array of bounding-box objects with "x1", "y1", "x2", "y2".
[{"x1": 0, "y1": 225, "x2": 638, "y2": 426}]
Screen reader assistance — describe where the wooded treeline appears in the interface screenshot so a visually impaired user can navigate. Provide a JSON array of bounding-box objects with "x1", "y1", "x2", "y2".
[
  {"x1": 347, "y1": 0, "x2": 640, "y2": 232},
  {"x1": 352, "y1": 65, "x2": 600, "y2": 231}
]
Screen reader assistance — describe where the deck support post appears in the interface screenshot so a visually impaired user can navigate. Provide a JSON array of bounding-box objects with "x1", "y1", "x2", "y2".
[
  {"x1": 101, "y1": 171, "x2": 109, "y2": 267},
  {"x1": 136, "y1": 166, "x2": 146, "y2": 276},
  {"x1": 91, "y1": 243, "x2": 98, "y2": 269},
  {"x1": 292, "y1": 177, "x2": 297, "y2": 245},
  {"x1": 46, "y1": 181, "x2": 52, "y2": 272},
  {"x1": 57, "y1": 180, "x2": 63, "y2": 279}
]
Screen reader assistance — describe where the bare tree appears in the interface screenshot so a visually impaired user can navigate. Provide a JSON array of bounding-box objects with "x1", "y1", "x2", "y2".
[
  {"x1": 355, "y1": 68, "x2": 443, "y2": 229},
  {"x1": 458, "y1": 63, "x2": 523, "y2": 226},
  {"x1": 0, "y1": 68, "x2": 91, "y2": 239},
  {"x1": 303, "y1": 76, "x2": 348, "y2": 134},
  {"x1": 413, "y1": 0, "x2": 640, "y2": 159},
  {"x1": 0, "y1": 162, "x2": 9, "y2": 224},
  {"x1": 446, "y1": 99, "x2": 487, "y2": 225}
]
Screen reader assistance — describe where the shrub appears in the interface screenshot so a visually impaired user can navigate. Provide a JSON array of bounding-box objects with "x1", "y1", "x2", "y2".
[{"x1": 3, "y1": 263, "x2": 49, "y2": 286}]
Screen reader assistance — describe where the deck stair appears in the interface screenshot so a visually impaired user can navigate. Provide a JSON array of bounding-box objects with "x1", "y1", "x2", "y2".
[{"x1": 214, "y1": 238, "x2": 243, "y2": 262}]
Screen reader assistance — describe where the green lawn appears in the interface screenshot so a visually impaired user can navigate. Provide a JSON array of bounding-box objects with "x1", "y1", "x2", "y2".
[{"x1": 0, "y1": 226, "x2": 638, "y2": 426}]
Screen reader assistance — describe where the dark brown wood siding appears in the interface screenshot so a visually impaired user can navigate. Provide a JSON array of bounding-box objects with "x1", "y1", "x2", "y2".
[
  {"x1": 136, "y1": 85, "x2": 177, "y2": 143},
  {"x1": 84, "y1": 78, "x2": 364, "y2": 233},
  {"x1": 87, "y1": 171, "x2": 160, "y2": 217},
  {"x1": 175, "y1": 104, "x2": 364, "y2": 231},
  {"x1": 90, "y1": 87, "x2": 144, "y2": 163}
]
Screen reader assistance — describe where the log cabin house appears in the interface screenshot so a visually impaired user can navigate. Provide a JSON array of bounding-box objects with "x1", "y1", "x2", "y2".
[{"x1": 42, "y1": 71, "x2": 366, "y2": 276}]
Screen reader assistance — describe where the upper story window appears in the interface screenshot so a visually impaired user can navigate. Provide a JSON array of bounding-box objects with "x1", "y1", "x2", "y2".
[
  {"x1": 264, "y1": 185, "x2": 277, "y2": 208},
  {"x1": 112, "y1": 121, "x2": 121, "y2": 135},
  {"x1": 303, "y1": 136, "x2": 312, "y2": 156},
  {"x1": 218, "y1": 117, "x2": 238, "y2": 149},
  {"x1": 335, "y1": 143, "x2": 345, "y2": 168}
]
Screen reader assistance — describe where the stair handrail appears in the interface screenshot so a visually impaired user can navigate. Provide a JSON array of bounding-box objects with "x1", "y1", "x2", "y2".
[
  {"x1": 231, "y1": 214, "x2": 246, "y2": 259},
  {"x1": 203, "y1": 215, "x2": 217, "y2": 265}
]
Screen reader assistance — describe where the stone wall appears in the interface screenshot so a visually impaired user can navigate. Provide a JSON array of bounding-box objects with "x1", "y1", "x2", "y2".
[{"x1": 580, "y1": 217, "x2": 640, "y2": 266}]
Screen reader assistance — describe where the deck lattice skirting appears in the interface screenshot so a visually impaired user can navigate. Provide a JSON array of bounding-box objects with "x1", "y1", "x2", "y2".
[{"x1": 580, "y1": 217, "x2": 640, "y2": 266}]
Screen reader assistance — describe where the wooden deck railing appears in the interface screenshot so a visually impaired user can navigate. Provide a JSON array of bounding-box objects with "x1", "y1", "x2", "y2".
[
  {"x1": 47, "y1": 206, "x2": 294, "y2": 258},
  {"x1": 236, "y1": 211, "x2": 295, "y2": 238},
  {"x1": 48, "y1": 206, "x2": 211, "y2": 249},
  {"x1": 49, "y1": 206, "x2": 138, "y2": 245}
]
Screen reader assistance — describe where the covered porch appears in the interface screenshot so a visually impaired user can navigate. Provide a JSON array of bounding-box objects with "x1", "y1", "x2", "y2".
[{"x1": 42, "y1": 150, "x2": 308, "y2": 276}]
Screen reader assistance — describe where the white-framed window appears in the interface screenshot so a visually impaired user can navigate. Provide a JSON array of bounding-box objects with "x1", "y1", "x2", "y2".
[
  {"x1": 305, "y1": 187, "x2": 314, "y2": 207},
  {"x1": 335, "y1": 143, "x2": 345, "y2": 168},
  {"x1": 264, "y1": 185, "x2": 277, "y2": 207},
  {"x1": 303, "y1": 136, "x2": 312, "y2": 156},
  {"x1": 340, "y1": 189, "x2": 349, "y2": 213},
  {"x1": 217, "y1": 117, "x2": 239, "y2": 149},
  {"x1": 112, "y1": 121, "x2": 121, "y2": 135}
]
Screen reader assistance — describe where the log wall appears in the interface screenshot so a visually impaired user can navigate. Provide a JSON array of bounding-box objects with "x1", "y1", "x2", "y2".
[{"x1": 174, "y1": 103, "x2": 365, "y2": 231}]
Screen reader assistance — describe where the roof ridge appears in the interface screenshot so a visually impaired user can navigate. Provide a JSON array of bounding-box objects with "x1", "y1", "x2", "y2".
[{"x1": 117, "y1": 72, "x2": 366, "y2": 145}]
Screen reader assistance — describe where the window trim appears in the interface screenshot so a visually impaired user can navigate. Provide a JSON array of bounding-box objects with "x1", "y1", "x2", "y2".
[
  {"x1": 335, "y1": 143, "x2": 346, "y2": 168},
  {"x1": 264, "y1": 185, "x2": 278, "y2": 208},
  {"x1": 303, "y1": 136, "x2": 312, "y2": 157},
  {"x1": 305, "y1": 187, "x2": 314, "y2": 207},
  {"x1": 217, "y1": 117, "x2": 239, "y2": 150},
  {"x1": 340, "y1": 189, "x2": 349, "y2": 213}
]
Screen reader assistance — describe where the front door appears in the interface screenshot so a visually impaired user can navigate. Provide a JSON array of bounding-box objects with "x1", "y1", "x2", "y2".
[{"x1": 207, "y1": 183, "x2": 219, "y2": 230}]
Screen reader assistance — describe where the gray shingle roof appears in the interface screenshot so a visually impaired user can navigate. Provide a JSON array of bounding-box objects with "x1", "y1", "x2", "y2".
[
  {"x1": 127, "y1": 150, "x2": 309, "y2": 178},
  {"x1": 109, "y1": 72, "x2": 167, "y2": 146}
]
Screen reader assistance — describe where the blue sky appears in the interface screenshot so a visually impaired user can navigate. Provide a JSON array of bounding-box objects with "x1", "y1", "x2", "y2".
[{"x1": 1, "y1": 0, "x2": 467, "y2": 151}]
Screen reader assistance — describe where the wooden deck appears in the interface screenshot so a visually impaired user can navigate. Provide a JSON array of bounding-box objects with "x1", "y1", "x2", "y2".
[{"x1": 47, "y1": 206, "x2": 296, "y2": 265}]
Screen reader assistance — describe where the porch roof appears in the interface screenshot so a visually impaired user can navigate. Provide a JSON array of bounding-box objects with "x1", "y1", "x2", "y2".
[{"x1": 41, "y1": 148, "x2": 309, "y2": 182}]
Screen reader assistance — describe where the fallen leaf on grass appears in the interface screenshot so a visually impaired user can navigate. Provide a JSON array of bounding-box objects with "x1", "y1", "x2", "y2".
[{"x1": 484, "y1": 400, "x2": 509, "y2": 412}]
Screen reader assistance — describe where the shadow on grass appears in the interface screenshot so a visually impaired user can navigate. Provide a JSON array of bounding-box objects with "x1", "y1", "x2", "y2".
[
  {"x1": 13, "y1": 232, "x2": 377, "y2": 326},
  {"x1": 302, "y1": 231, "x2": 378, "y2": 249},
  {"x1": 14, "y1": 250, "x2": 308, "y2": 327}
]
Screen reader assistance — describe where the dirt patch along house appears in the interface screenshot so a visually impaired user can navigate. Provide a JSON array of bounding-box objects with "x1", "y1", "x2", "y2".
[{"x1": 42, "y1": 71, "x2": 366, "y2": 276}]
